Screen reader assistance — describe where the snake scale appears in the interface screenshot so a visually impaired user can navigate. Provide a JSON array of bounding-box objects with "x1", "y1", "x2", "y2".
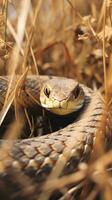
[{"x1": 0, "y1": 75, "x2": 110, "y2": 199}]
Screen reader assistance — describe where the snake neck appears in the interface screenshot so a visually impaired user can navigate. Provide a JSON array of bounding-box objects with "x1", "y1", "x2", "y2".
[{"x1": 0, "y1": 76, "x2": 50, "y2": 109}]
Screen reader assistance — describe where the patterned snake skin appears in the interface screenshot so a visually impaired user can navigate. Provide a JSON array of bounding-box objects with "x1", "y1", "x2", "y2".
[{"x1": 0, "y1": 75, "x2": 110, "y2": 199}]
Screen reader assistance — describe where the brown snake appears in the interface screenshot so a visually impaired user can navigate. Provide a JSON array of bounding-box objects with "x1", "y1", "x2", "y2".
[{"x1": 0, "y1": 75, "x2": 110, "y2": 199}]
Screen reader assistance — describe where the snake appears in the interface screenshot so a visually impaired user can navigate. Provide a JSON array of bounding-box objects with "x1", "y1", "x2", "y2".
[{"x1": 0, "y1": 75, "x2": 110, "y2": 199}]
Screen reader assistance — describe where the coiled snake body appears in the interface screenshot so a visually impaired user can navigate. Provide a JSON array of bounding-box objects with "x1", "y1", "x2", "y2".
[{"x1": 0, "y1": 75, "x2": 110, "y2": 199}]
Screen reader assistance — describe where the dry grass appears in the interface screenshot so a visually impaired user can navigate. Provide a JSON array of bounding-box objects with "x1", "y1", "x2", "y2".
[{"x1": 0, "y1": 0, "x2": 112, "y2": 200}]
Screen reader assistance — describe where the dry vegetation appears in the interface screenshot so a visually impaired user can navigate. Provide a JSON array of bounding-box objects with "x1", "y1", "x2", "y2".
[{"x1": 0, "y1": 0, "x2": 112, "y2": 199}]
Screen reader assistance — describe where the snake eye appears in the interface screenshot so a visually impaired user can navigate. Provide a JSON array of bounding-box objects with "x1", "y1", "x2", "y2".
[
  {"x1": 44, "y1": 87, "x2": 50, "y2": 98},
  {"x1": 73, "y1": 85, "x2": 81, "y2": 98}
]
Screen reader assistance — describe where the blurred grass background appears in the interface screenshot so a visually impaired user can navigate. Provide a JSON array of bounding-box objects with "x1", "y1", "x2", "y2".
[{"x1": 0, "y1": 0, "x2": 108, "y2": 88}]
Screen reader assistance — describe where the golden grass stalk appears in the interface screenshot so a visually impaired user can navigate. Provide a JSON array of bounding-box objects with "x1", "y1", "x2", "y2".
[{"x1": 0, "y1": 0, "x2": 30, "y2": 126}]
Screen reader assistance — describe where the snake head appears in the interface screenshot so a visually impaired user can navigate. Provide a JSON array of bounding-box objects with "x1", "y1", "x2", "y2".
[{"x1": 40, "y1": 77, "x2": 85, "y2": 115}]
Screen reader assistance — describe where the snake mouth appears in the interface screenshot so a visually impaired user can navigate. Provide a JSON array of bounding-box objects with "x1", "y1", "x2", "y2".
[{"x1": 40, "y1": 97, "x2": 84, "y2": 115}]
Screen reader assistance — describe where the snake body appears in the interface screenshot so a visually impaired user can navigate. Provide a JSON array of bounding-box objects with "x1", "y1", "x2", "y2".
[{"x1": 0, "y1": 75, "x2": 109, "y2": 199}]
